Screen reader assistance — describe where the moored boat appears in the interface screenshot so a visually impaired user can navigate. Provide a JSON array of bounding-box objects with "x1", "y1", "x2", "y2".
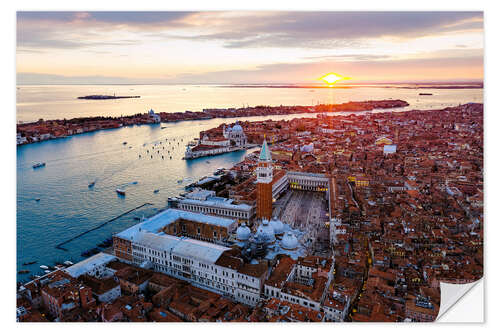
[
  {"x1": 116, "y1": 188, "x2": 126, "y2": 195},
  {"x1": 33, "y1": 162, "x2": 46, "y2": 169},
  {"x1": 39, "y1": 265, "x2": 48, "y2": 270}
]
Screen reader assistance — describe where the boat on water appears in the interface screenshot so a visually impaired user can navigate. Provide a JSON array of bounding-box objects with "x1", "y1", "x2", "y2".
[
  {"x1": 23, "y1": 261, "x2": 37, "y2": 266},
  {"x1": 88, "y1": 181, "x2": 96, "y2": 188},
  {"x1": 39, "y1": 265, "x2": 49, "y2": 270},
  {"x1": 64, "y1": 261, "x2": 74, "y2": 266},
  {"x1": 214, "y1": 168, "x2": 226, "y2": 176},
  {"x1": 116, "y1": 189, "x2": 126, "y2": 196},
  {"x1": 32, "y1": 162, "x2": 46, "y2": 169},
  {"x1": 131, "y1": 181, "x2": 138, "y2": 185},
  {"x1": 44, "y1": 270, "x2": 51, "y2": 274},
  {"x1": 18, "y1": 270, "x2": 30, "y2": 274},
  {"x1": 35, "y1": 198, "x2": 40, "y2": 202}
]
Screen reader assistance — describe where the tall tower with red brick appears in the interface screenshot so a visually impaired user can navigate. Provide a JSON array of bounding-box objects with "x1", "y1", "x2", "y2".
[{"x1": 256, "y1": 138, "x2": 273, "y2": 220}]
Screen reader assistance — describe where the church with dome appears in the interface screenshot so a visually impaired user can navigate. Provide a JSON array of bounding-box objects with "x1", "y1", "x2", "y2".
[
  {"x1": 184, "y1": 121, "x2": 248, "y2": 159},
  {"x1": 223, "y1": 121, "x2": 247, "y2": 147},
  {"x1": 234, "y1": 216, "x2": 306, "y2": 261}
]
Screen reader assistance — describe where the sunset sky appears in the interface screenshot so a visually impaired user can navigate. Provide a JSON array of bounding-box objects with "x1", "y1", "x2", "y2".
[{"x1": 16, "y1": 11, "x2": 484, "y2": 84}]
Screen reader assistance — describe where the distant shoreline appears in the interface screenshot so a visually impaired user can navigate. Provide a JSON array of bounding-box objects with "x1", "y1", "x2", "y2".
[
  {"x1": 220, "y1": 84, "x2": 484, "y2": 89},
  {"x1": 16, "y1": 99, "x2": 409, "y2": 146},
  {"x1": 77, "y1": 95, "x2": 141, "y2": 100}
]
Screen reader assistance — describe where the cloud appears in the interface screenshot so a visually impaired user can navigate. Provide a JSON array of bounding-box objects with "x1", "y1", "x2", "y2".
[
  {"x1": 303, "y1": 54, "x2": 392, "y2": 61},
  {"x1": 16, "y1": 11, "x2": 197, "y2": 51},
  {"x1": 166, "y1": 11, "x2": 483, "y2": 49},
  {"x1": 17, "y1": 11, "x2": 195, "y2": 27},
  {"x1": 17, "y1": 11, "x2": 483, "y2": 51}
]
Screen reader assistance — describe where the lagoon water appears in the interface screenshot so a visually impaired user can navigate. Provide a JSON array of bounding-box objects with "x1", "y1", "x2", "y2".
[{"x1": 16, "y1": 84, "x2": 482, "y2": 281}]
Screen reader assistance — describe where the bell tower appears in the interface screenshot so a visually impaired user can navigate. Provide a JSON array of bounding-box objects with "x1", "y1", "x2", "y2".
[{"x1": 256, "y1": 138, "x2": 273, "y2": 219}]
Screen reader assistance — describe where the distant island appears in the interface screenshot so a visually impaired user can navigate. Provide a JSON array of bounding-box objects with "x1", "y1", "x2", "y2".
[
  {"x1": 77, "y1": 95, "x2": 141, "y2": 100},
  {"x1": 17, "y1": 99, "x2": 409, "y2": 145}
]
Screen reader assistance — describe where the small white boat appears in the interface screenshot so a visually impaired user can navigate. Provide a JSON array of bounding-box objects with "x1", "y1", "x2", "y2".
[
  {"x1": 64, "y1": 261, "x2": 74, "y2": 266},
  {"x1": 116, "y1": 189, "x2": 126, "y2": 195},
  {"x1": 44, "y1": 270, "x2": 51, "y2": 274},
  {"x1": 39, "y1": 265, "x2": 48, "y2": 270}
]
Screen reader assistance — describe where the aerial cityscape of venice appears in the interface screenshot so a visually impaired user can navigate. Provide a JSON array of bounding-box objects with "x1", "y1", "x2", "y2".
[{"x1": 16, "y1": 11, "x2": 483, "y2": 322}]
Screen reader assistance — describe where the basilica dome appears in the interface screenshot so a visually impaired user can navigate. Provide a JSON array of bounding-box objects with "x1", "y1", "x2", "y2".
[
  {"x1": 255, "y1": 219, "x2": 276, "y2": 244},
  {"x1": 236, "y1": 223, "x2": 251, "y2": 241},
  {"x1": 231, "y1": 121, "x2": 243, "y2": 132},
  {"x1": 281, "y1": 231, "x2": 299, "y2": 250},
  {"x1": 270, "y1": 216, "x2": 285, "y2": 235}
]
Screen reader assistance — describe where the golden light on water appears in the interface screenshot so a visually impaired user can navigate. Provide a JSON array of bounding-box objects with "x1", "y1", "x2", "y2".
[{"x1": 319, "y1": 73, "x2": 349, "y2": 86}]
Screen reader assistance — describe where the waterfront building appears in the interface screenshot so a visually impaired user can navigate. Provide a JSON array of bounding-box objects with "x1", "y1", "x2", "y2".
[
  {"x1": 16, "y1": 132, "x2": 27, "y2": 145},
  {"x1": 169, "y1": 189, "x2": 255, "y2": 222},
  {"x1": 113, "y1": 209, "x2": 238, "y2": 256},
  {"x1": 184, "y1": 121, "x2": 247, "y2": 159},
  {"x1": 64, "y1": 252, "x2": 117, "y2": 278},
  {"x1": 148, "y1": 109, "x2": 161, "y2": 123},
  {"x1": 200, "y1": 135, "x2": 230, "y2": 147},
  {"x1": 112, "y1": 209, "x2": 268, "y2": 306},
  {"x1": 184, "y1": 144, "x2": 233, "y2": 159},
  {"x1": 256, "y1": 139, "x2": 273, "y2": 220}
]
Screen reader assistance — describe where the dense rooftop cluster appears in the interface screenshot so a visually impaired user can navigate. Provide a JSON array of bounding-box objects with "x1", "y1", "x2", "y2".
[
  {"x1": 17, "y1": 102, "x2": 483, "y2": 322},
  {"x1": 216, "y1": 103, "x2": 482, "y2": 321}
]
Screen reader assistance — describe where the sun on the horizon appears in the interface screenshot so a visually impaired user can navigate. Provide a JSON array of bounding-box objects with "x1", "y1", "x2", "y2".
[{"x1": 319, "y1": 73, "x2": 350, "y2": 86}]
